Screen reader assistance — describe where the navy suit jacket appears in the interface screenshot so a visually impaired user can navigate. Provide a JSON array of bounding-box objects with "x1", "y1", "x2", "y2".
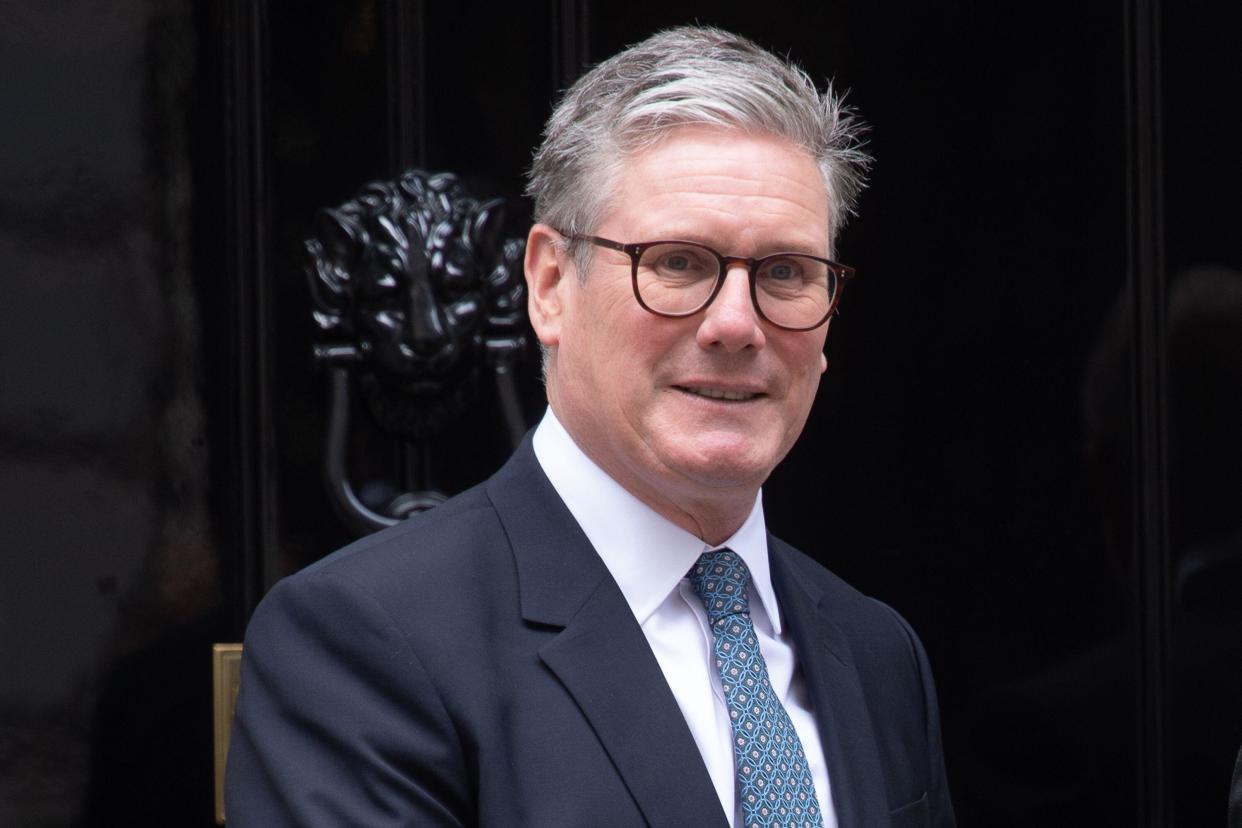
[{"x1": 226, "y1": 439, "x2": 955, "y2": 826}]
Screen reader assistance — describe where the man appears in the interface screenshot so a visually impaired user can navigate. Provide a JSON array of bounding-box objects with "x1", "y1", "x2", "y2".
[{"x1": 227, "y1": 26, "x2": 954, "y2": 827}]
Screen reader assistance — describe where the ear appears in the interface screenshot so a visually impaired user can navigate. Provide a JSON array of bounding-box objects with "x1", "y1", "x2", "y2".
[{"x1": 525, "y1": 223, "x2": 574, "y2": 347}]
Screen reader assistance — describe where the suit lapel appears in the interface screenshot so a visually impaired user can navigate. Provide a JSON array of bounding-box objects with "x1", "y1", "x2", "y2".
[
  {"x1": 487, "y1": 441, "x2": 727, "y2": 827},
  {"x1": 770, "y1": 539, "x2": 891, "y2": 828},
  {"x1": 539, "y1": 580, "x2": 728, "y2": 827}
]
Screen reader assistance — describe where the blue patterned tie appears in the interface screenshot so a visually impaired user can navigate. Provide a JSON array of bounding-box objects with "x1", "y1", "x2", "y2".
[{"x1": 690, "y1": 549, "x2": 823, "y2": 828}]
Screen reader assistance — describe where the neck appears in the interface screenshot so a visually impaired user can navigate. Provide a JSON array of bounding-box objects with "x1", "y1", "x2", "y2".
[
  {"x1": 655, "y1": 499, "x2": 750, "y2": 551},
  {"x1": 634, "y1": 486, "x2": 755, "y2": 547},
  {"x1": 548, "y1": 408, "x2": 759, "y2": 546}
]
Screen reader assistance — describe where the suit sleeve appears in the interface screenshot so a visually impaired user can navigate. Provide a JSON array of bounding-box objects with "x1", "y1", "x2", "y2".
[
  {"x1": 878, "y1": 601, "x2": 957, "y2": 828},
  {"x1": 225, "y1": 570, "x2": 472, "y2": 827}
]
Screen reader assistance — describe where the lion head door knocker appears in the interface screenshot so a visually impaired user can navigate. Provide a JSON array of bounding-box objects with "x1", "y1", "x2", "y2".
[{"x1": 307, "y1": 170, "x2": 528, "y2": 534}]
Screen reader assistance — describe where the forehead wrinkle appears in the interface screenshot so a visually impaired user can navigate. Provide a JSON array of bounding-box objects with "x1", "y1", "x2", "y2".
[
  {"x1": 635, "y1": 176, "x2": 825, "y2": 216},
  {"x1": 633, "y1": 195, "x2": 827, "y2": 252},
  {"x1": 652, "y1": 194, "x2": 822, "y2": 218},
  {"x1": 648, "y1": 168, "x2": 824, "y2": 203},
  {"x1": 604, "y1": 127, "x2": 830, "y2": 252},
  {"x1": 633, "y1": 167, "x2": 826, "y2": 224},
  {"x1": 670, "y1": 204, "x2": 822, "y2": 237}
]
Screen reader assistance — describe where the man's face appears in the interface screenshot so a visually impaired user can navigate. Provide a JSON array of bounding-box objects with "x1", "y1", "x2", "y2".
[{"x1": 532, "y1": 125, "x2": 831, "y2": 527}]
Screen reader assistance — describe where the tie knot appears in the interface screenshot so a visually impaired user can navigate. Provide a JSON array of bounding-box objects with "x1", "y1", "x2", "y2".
[{"x1": 688, "y1": 548, "x2": 751, "y2": 625}]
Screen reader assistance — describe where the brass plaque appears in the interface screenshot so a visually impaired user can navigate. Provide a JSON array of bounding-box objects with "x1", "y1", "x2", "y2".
[{"x1": 212, "y1": 643, "x2": 243, "y2": 825}]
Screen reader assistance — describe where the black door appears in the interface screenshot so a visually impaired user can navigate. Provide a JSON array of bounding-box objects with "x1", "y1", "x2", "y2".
[{"x1": 2, "y1": 2, "x2": 1238, "y2": 825}]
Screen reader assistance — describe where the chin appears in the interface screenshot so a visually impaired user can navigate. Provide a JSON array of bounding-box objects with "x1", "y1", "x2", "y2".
[{"x1": 665, "y1": 439, "x2": 777, "y2": 490}]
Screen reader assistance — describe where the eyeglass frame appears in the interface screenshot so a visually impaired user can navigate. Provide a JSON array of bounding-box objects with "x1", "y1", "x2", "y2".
[{"x1": 561, "y1": 232, "x2": 856, "y2": 332}]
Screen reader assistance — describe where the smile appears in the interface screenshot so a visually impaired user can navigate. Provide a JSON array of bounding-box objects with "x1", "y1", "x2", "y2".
[{"x1": 675, "y1": 386, "x2": 762, "y2": 402}]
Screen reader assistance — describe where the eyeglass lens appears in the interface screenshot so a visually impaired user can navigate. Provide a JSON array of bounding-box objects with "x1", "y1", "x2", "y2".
[{"x1": 635, "y1": 241, "x2": 836, "y2": 329}]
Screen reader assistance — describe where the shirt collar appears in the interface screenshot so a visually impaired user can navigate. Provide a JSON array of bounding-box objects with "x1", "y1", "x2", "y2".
[{"x1": 531, "y1": 407, "x2": 782, "y2": 634}]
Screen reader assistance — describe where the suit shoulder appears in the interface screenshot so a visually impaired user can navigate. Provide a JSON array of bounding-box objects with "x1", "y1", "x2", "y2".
[
  {"x1": 269, "y1": 482, "x2": 509, "y2": 616},
  {"x1": 770, "y1": 536, "x2": 927, "y2": 659},
  {"x1": 770, "y1": 537, "x2": 877, "y2": 611}
]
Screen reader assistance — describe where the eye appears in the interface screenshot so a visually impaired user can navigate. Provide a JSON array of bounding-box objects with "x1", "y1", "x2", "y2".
[
  {"x1": 762, "y1": 257, "x2": 804, "y2": 282},
  {"x1": 664, "y1": 253, "x2": 693, "y2": 271},
  {"x1": 658, "y1": 247, "x2": 710, "y2": 272},
  {"x1": 445, "y1": 298, "x2": 480, "y2": 328},
  {"x1": 642, "y1": 243, "x2": 714, "y2": 282},
  {"x1": 440, "y1": 265, "x2": 472, "y2": 296}
]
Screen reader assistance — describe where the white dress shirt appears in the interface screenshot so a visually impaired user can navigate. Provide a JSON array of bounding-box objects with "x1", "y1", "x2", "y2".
[{"x1": 532, "y1": 409, "x2": 837, "y2": 827}]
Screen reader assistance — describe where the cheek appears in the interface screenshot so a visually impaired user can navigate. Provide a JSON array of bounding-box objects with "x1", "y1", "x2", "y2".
[
  {"x1": 602, "y1": 300, "x2": 673, "y2": 365},
  {"x1": 787, "y1": 346, "x2": 827, "y2": 408},
  {"x1": 563, "y1": 306, "x2": 634, "y2": 392}
]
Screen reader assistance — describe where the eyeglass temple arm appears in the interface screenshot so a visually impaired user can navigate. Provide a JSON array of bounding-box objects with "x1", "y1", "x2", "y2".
[{"x1": 579, "y1": 234, "x2": 629, "y2": 254}]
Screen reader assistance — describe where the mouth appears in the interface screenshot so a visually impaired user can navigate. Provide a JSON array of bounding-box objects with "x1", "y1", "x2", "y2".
[{"x1": 673, "y1": 385, "x2": 764, "y2": 403}]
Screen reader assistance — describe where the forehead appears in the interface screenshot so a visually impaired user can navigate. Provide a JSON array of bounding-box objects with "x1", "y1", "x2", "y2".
[{"x1": 603, "y1": 126, "x2": 830, "y2": 253}]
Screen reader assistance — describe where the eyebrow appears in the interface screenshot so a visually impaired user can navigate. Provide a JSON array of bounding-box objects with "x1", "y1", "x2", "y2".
[{"x1": 651, "y1": 234, "x2": 827, "y2": 257}]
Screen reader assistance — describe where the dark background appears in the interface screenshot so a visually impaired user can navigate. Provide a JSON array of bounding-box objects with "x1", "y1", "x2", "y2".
[{"x1": 1, "y1": 1, "x2": 1239, "y2": 825}]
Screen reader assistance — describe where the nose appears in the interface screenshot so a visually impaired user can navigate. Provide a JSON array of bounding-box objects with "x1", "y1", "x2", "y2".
[
  {"x1": 695, "y1": 264, "x2": 765, "y2": 352},
  {"x1": 407, "y1": 278, "x2": 448, "y2": 355}
]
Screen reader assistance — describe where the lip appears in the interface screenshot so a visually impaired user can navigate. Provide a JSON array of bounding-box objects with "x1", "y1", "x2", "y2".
[{"x1": 671, "y1": 382, "x2": 767, "y2": 402}]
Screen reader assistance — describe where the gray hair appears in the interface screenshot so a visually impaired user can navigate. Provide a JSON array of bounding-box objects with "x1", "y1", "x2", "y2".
[{"x1": 526, "y1": 25, "x2": 871, "y2": 261}]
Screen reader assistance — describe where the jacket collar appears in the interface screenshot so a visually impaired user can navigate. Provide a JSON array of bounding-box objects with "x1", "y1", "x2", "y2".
[
  {"x1": 486, "y1": 438, "x2": 729, "y2": 826},
  {"x1": 770, "y1": 537, "x2": 891, "y2": 827}
]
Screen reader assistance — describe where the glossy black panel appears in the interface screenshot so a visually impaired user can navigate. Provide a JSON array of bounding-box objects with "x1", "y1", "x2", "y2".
[
  {"x1": 263, "y1": 2, "x2": 552, "y2": 579},
  {"x1": 0, "y1": 3, "x2": 224, "y2": 824},
  {"x1": 264, "y1": 0, "x2": 395, "y2": 576},
  {"x1": 1163, "y1": 0, "x2": 1242, "y2": 824}
]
